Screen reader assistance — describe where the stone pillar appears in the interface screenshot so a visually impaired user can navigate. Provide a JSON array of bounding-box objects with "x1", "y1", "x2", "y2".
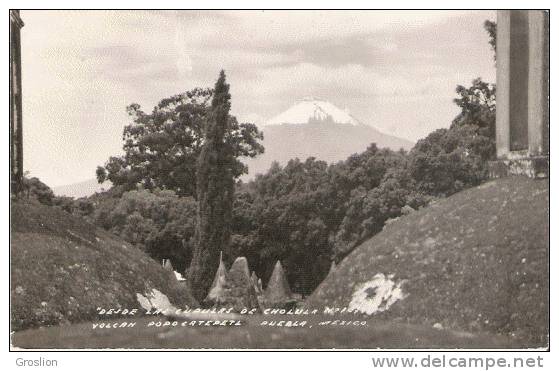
[
  {"x1": 495, "y1": 11, "x2": 511, "y2": 159},
  {"x1": 10, "y1": 10, "x2": 24, "y2": 194},
  {"x1": 527, "y1": 10, "x2": 549, "y2": 156},
  {"x1": 491, "y1": 10, "x2": 549, "y2": 178}
]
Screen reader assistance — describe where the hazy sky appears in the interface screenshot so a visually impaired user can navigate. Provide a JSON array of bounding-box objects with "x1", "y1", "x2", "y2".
[{"x1": 21, "y1": 10, "x2": 496, "y2": 187}]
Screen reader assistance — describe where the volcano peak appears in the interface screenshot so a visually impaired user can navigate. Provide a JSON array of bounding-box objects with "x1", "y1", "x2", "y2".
[{"x1": 265, "y1": 98, "x2": 362, "y2": 127}]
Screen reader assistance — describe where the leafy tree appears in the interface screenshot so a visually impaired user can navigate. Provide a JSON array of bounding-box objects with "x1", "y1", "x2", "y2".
[
  {"x1": 19, "y1": 176, "x2": 95, "y2": 218},
  {"x1": 72, "y1": 198, "x2": 95, "y2": 217},
  {"x1": 451, "y1": 19, "x2": 497, "y2": 146},
  {"x1": 92, "y1": 189, "x2": 197, "y2": 273},
  {"x1": 53, "y1": 195, "x2": 75, "y2": 213},
  {"x1": 452, "y1": 78, "x2": 496, "y2": 150},
  {"x1": 331, "y1": 159, "x2": 428, "y2": 260},
  {"x1": 450, "y1": 19, "x2": 497, "y2": 148},
  {"x1": 328, "y1": 144, "x2": 406, "y2": 206},
  {"x1": 96, "y1": 87, "x2": 263, "y2": 197},
  {"x1": 408, "y1": 125, "x2": 493, "y2": 197},
  {"x1": 188, "y1": 71, "x2": 238, "y2": 301},
  {"x1": 22, "y1": 176, "x2": 55, "y2": 205},
  {"x1": 408, "y1": 18, "x2": 496, "y2": 197},
  {"x1": 484, "y1": 20, "x2": 497, "y2": 60},
  {"x1": 231, "y1": 157, "x2": 336, "y2": 294}
]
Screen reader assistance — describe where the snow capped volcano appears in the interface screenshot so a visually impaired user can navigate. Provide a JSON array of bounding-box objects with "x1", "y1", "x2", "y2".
[
  {"x1": 265, "y1": 97, "x2": 361, "y2": 126},
  {"x1": 243, "y1": 97, "x2": 414, "y2": 179}
]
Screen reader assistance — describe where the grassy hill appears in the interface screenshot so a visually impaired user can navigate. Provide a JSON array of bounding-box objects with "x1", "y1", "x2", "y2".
[
  {"x1": 306, "y1": 176, "x2": 549, "y2": 348},
  {"x1": 10, "y1": 200, "x2": 197, "y2": 331}
]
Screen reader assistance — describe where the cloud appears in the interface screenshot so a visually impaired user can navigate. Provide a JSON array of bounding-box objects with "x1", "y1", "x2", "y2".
[
  {"x1": 188, "y1": 10, "x2": 472, "y2": 47},
  {"x1": 20, "y1": 10, "x2": 495, "y2": 187}
]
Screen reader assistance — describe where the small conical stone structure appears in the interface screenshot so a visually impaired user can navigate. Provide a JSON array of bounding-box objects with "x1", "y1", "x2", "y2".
[
  {"x1": 162, "y1": 258, "x2": 174, "y2": 271},
  {"x1": 205, "y1": 251, "x2": 228, "y2": 304},
  {"x1": 251, "y1": 271, "x2": 262, "y2": 294},
  {"x1": 220, "y1": 257, "x2": 261, "y2": 312},
  {"x1": 264, "y1": 260, "x2": 292, "y2": 305}
]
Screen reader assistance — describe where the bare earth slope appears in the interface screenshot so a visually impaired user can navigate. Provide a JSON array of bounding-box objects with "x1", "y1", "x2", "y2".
[
  {"x1": 306, "y1": 177, "x2": 549, "y2": 348},
  {"x1": 10, "y1": 200, "x2": 197, "y2": 331}
]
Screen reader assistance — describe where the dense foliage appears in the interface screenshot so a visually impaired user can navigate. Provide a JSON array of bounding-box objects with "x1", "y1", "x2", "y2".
[
  {"x1": 21, "y1": 176, "x2": 55, "y2": 205},
  {"x1": 230, "y1": 129, "x2": 494, "y2": 294},
  {"x1": 35, "y1": 21, "x2": 498, "y2": 298},
  {"x1": 484, "y1": 20, "x2": 497, "y2": 60},
  {"x1": 91, "y1": 189, "x2": 197, "y2": 274},
  {"x1": 96, "y1": 88, "x2": 263, "y2": 197}
]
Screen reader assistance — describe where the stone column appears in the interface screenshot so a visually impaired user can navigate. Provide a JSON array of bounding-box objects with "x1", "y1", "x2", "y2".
[
  {"x1": 495, "y1": 10, "x2": 511, "y2": 158},
  {"x1": 508, "y1": 10, "x2": 530, "y2": 152},
  {"x1": 10, "y1": 10, "x2": 24, "y2": 194},
  {"x1": 490, "y1": 10, "x2": 549, "y2": 178},
  {"x1": 527, "y1": 10, "x2": 548, "y2": 156}
]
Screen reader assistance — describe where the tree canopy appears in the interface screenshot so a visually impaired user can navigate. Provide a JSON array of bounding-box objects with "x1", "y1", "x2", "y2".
[{"x1": 96, "y1": 87, "x2": 263, "y2": 197}]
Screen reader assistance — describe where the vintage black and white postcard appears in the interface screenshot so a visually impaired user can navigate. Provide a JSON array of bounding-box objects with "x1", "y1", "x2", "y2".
[{"x1": 8, "y1": 7, "x2": 550, "y2": 358}]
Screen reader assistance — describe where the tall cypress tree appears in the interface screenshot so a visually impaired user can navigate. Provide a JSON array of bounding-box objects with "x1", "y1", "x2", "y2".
[{"x1": 188, "y1": 70, "x2": 235, "y2": 301}]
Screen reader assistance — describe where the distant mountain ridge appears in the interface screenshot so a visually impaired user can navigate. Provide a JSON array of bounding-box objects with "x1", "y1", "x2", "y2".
[
  {"x1": 54, "y1": 99, "x2": 413, "y2": 196},
  {"x1": 244, "y1": 98, "x2": 414, "y2": 178},
  {"x1": 53, "y1": 178, "x2": 109, "y2": 198}
]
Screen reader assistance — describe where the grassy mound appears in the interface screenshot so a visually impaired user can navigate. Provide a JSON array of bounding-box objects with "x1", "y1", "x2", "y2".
[
  {"x1": 10, "y1": 200, "x2": 197, "y2": 331},
  {"x1": 306, "y1": 177, "x2": 549, "y2": 348}
]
